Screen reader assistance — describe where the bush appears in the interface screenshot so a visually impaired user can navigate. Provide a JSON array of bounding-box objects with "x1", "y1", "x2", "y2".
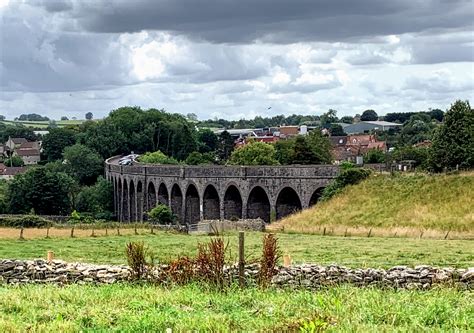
[
  {"x1": 148, "y1": 204, "x2": 175, "y2": 225},
  {"x1": 125, "y1": 241, "x2": 149, "y2": 280},
  {"x1": 138, "y1": 151, "x2": 179, "y2": 164},
  {"x1": 0, "y1": 215, "x2": 52, "y2": 228},
  {"x1": 258, "y1": 234, "x2": 280, "y2": 288},
  {"x1": 321, "y1": 168, "x2": 371, "y2": 201}
]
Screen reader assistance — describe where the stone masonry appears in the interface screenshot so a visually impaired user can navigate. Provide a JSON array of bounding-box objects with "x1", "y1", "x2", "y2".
[
  {"x1": 1, "y1": 260, "x2": 472, "y2": 289},
  {"x1": 105, "y1": 156, "x2": 339, "y2": 224}
]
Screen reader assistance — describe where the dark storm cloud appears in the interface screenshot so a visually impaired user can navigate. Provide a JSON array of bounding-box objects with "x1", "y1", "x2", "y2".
[{"x1": 37, "y1": 0, "x2": 473, "y2": 44}]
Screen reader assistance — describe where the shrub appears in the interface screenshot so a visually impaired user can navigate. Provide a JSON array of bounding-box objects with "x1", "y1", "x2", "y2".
[
  {"x1": 148, "y1": 204, "x2": 175, "y2": 225},
  {"x1": 125, "y1": 241, "x2": 149, "y2": 280},
  {"x1": 196, "y1": 237, "x2": 227, "y2": 289},
  {"x1": 258, "y1": 234, "x2": 280, "y2": 288},
  {"x1": 321, "y1": 168, "x2": 371, "y2": 201},
  {"x1": 138, "y1": 151, "x2": 179, "y2": 164},
  {"x1": 0, "y1": 215, "x2": 52, "y2": 228}
]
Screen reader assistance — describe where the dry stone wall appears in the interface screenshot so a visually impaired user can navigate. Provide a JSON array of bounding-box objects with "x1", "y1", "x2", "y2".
[{"x1": 1, "y1": 260, "x2": 472, "y2": 289}]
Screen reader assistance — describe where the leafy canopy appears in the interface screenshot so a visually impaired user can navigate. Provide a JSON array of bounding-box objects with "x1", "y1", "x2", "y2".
[{"x1": 228, "y1": 141, "x2": 279, "y2": 166}]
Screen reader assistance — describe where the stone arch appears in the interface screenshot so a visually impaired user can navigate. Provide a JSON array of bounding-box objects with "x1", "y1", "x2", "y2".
[
  {"x1": 137, "y1": 181, "x2": 143, "y2": 221},
  {"x1": 147, "y1": 182, "x2": 157, "y2": 210},
  {"x1": 223, "y1": 185, "x2": 242, "y2": 220},
  {"x1": 117, "y1": 178, "x2": 122, "y2": 221},
  {"x1": 247, "y1": 186, "x2": 271, "y2": 223},
  {"x1": 185, "y1": 183, "x2": 200, "y2": 225},
  {"x1": 158, "y1": 183, "x2": 169, "y2": 206},
  {"x1": 203, "y1": 184, "x2": 220, "y2": 220},
  {"x1": 123, "y1": 179, "x2": 130, "y2": 222},
  {"x1": 170, "y1": 184, "x2": 183, "y2": 219},
  {"x1": 129, "y1": 180, "x2": 136, "y2": 222},
  {"x1": 275, "y1": 187, "x2": 302, "y2": 220},
  {"x1": 309, "y1": 187, "x2": 325, "y2": 207}
]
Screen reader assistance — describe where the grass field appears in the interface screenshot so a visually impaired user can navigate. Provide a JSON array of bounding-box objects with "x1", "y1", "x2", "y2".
[
  {"x1": 274, "y1": 172, "x2": 474, "y2": 234},
  {"x1": 1, "y1": 119, "x2": 88, "y2": 129},
  {"x1": 1, "y1": 230, "x2": 473, "y2": 268},
  {"x1": 0, "y1": 284, "x2": 472, "y2": 332}
]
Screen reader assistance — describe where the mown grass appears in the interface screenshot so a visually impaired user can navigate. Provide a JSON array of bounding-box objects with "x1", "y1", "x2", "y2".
[
  {"x1": 0, "y1": 284, "x2": 471, "y2": 332},
  {"x1": 275, "y1": 172, "x2": 474, "y2": 234},
  {"x1": 1, "y1": 231, "x2": 472, "y2": 268}
]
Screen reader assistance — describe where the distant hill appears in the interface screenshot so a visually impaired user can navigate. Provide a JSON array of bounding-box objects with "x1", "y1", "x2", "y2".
[
  {"x1": 1, "y1": 119, "x2": 88, "y2": 129},
  {"x1": 272, "y1": 172, "x2": 474, "y2": 234}
]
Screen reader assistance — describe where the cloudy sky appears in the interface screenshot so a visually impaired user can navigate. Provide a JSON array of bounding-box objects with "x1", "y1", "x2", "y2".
[{"x1": 0, "y1": 0, "x2": 473, "y2": 120}]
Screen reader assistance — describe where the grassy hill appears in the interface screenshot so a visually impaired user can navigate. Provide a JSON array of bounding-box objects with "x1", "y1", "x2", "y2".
[
  {"x1": 1, "y1": 119, "x2": 87, "y2": 129},
  {"x1": 272, "y1": 172, "x2": 474, "y2": 236}
]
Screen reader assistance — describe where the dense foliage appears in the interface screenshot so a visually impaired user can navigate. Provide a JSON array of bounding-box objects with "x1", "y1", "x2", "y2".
[
  {"x1": 139, "y1": 151, "x2": 179, "y2": 164},
  {"x1": 148, "y1": 204, "x2": 175, "y2": 224},
  {"x1": 428, "y1": 100, "x2": 473, "y2": 171},
  {"x1": 321, "y1": 167, "x2": 371, "y2": 201},
  {"x1": 7, "y1": 168, "x2": 76, "y2": 215},
  {"x1": 228, "y1": 141, "x2": 279, "y2": 165}
]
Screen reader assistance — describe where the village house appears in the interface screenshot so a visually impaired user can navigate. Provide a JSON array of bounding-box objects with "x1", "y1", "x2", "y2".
[{"x1": 330, "y1": 134, "x2": 387, "y2": 164}]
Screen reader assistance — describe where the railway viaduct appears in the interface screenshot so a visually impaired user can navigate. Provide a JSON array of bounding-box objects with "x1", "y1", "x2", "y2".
[{"x1": 105, "y1": 156, "x2": 340, "y2": 224}]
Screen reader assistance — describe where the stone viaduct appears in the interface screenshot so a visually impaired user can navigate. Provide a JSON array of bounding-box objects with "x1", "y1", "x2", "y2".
[{"x1": 105, "y1": 156, "x2": 339, "y2": 224}]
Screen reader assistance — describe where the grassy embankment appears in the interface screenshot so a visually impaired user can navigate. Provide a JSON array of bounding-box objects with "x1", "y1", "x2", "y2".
[
  {"x1": 0, "y1": 231, "x2": 473, "y2": 268},
  {"x1": 271, "y1": 172, "x2": 474, "y2": 238},
  {"x1": 0, "y1": 284, "x2": 472, "y2": 332}
]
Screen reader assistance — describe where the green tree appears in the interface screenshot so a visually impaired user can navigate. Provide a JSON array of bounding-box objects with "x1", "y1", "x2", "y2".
[
  {"x1": 330, "y1": 124, "x2": 345, "y2": 136},
  {"x1": 76, "y1": 177, "x2": 114, "y2": 219},
  {"x1": 274, "y1": 139, "x2": 295, "y2": 165},
  {"x1": 41, "y1": 128, "x2": 77, "y2": 161},
  {"x1": 197, "y1": 129, "x2": 218, "y2": 153},
  {"x1": 185, "y1": 151, "x2": 215, "y2": 165},
  {"x1": 292, "y1": 136, "x2": 317, "y2": 165},
  {"x1": 340, "y1": 116, "x2": 354, "y2": 124},
  {"x1": 63, "y1": 144, "x2": 103, "y2": 185},
  {"x1": 364, "y1": 149, "x2": 385, "y2": 163},
  {"x1": 217, "y1": 130, "x2": 234, "y2": 162},
  {"x1": 320, "y1": 109, "x2": 338, "y2": 128},
  {"x1": 399, "y1": 114, "x2": 435, "y2": 145},
  {"x1": 228, "y1": 141, "x2": 279, "y2": 165},
  {"x1": 148, "y1": 204, "x2": 175, "y2": 224},
  {"x1": 429, "y1": 100, "x2": 474, "y2": 171},
  {"x1": 391, "y1": 146, "x2": 429, "y2": 169},
  {"x1": 138, "y1": 150, "x2": 179, "y2": 164},
  {"x1": 360, "y1": 110, "x2": 378, "y2": 121},
  {"x1": 7, "y1": 167, "x2": 75, "y2": 215},
  {"x1": 4, "y1": 155, "x2": 24, "y2": 167},
  {"x1": 305, "y1": 131, "x2": 332, "y2": 164}
]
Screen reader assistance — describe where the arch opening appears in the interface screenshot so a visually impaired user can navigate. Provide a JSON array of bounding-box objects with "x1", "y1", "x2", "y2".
[
  {"x1": 137, "y1": 181, "x2": 143, "y2": 221},
  {"x1": 123, "y1": 180, "x2": 129, "y2": 222},
  {"x1": 185, "y1": 184, "x2": 200, "y2": 225},
  {"x1": 147, "y1": 182, "x2": 157, "y2": 211},
  {"x1": 203, "y1": 185, "x2": 220, "y2": 220},
  {"x1": 129, "y1": 180, "x2": 136, "y2": 222},
  {"x1": 170, "y1": 184, "x2": 183, "y2": 221},
  {"x1": 309, "y1": 187, "x2": 325, "y2": 207},
  {"x1": 224, "y1": 185, "x2": 242, "y2": 220},
  {"x1": 158, "y1": 183, "x2": 169, "y2": 206},
  {"x1": 117, "y1": 178, "x2": 122, "y2": 221},
  {"x1": 247, "y1": 186, "x2": 271, "y2": 223},
  {"x1": 276, "y1": 187, "x2": 302, "y2": 220}
]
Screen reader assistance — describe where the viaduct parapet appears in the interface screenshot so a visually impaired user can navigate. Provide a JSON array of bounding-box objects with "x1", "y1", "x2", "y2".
[{"x1": 105, "y1": 156, "x2": 339, "y2": 224}]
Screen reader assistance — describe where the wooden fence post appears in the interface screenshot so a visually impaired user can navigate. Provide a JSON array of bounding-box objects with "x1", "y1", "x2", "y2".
[
  {"x1": 70, "y1": 226, "x2": 75, "y2": 238},
  {"x1": 47, "y1": 251, "x2": 54, "y2": 263},
  {"x1": 19, "y1": 227, "x2": 24, "y2": 240},
  {"x1": 238, "y1": 231, "x2": 245, "y2": 288}
]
